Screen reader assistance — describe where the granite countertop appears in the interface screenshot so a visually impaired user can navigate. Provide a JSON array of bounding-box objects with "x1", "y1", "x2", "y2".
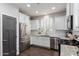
[
  {"x1": 59, "y1": 39, "x2": 79, "y2": 56},
  {"x1": 31, "y1": 34, "x2": 50, "y2": 37},
  {"x1": 60, "y1": 37, "x2": 70, "y2": 40},
  {"x1": 59, "y1": 39, "x2": 79, "y2": 46}
]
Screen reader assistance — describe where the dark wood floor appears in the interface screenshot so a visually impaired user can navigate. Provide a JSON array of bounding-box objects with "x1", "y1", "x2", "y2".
[{"x1": 19, "y1": 46, "x2": 59, "y2": 56}]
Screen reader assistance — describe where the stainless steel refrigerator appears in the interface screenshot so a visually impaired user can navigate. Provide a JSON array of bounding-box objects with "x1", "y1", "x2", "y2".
[{"x1": 19, "y1": 23, "x2": 30, "y2": 53}]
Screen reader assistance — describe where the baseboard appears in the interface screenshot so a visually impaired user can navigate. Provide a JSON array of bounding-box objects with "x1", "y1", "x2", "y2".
[
  {"x1": 31, "y1": 44, "x2": 59, "y2": 51},
  {"x1": 50, "y1": 48, "x2": 59, "y2": 51},
  {"x1": 31, "y1": 44, "x2": 51, "y2": 50},
  {"x1": 19, "y1": 46, "x2": 30, "y2": 55}
]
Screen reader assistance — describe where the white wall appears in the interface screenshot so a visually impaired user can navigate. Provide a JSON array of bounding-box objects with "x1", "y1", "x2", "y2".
[{"x1": 0, "y1": 3, "x2": 19, "y2": 56}]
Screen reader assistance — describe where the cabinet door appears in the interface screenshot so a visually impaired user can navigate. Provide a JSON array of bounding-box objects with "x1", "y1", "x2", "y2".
[
  {"x1": 24, "y1": 15, "x2": 29, "y2": 25},
  {"x1": 55, "y1": 16, "x2": 67, "y2": 30},
  {"x1": 66, "y1": 3, "x2": 73, "y2": 16},
  {"x1": 31, "y1": 36, "x2": 50, "y2": 48},
  {"x1": 19, "y1": 13, "x2": 30, "y2": 25},
  {"x1": 19, "y1": 13, "x2": 25, "y2": 23},
  {"x1": 19, "y1": 13, "x2": 31, "y2": 34},
  {"x1": 24, "y1": 15, "x2": 31, "y2": 34},
  {"x1": 31, "y1": 20, "x2": 39, "y2": 30},
  {"x1": 73, "y1": 3, "x2": 79, "y2": 31}
]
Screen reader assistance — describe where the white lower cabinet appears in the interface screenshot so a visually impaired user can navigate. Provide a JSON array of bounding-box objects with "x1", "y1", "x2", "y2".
[{"x1": 30, "y1": 36, "x2": 50, "y2": 48}]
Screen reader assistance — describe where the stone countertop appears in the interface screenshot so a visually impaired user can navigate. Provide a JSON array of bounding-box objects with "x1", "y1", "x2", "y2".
[
  {"x1": 60, "y1": 37, "x2": 70, "y2": 40},
  {"x1": 31, "y1": 34, "x2": 58, "y2": 37},
  {"x1": 60, "y1": 44, "x2": 78, "y2": 56},
  {"x1": 31, "y1": 34, "x2": 62, "y2": 38},
  {"x1": 59, "y1": 39, "x2": 79, "y2": 46},
  {"x1": 59, "y1": 39, "x2": 79, "y2": 56},
  {"x1": 31, "y1": 34, "x2": 50, "y2": 37}
]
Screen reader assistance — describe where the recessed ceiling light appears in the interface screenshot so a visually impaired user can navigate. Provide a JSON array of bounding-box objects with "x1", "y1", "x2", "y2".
[
  {"x1": 44, "y1": 12, "x2": 47, "y2": 15},
  {"x1": 52, "y1": 7, "x2": 56, "y2": 10},
  {"x1": 27, "y1": 4, "x2": 31, "y2": 7},
  {"x1": 36, "y1": 11, "x2": 38, "y2": 14}
]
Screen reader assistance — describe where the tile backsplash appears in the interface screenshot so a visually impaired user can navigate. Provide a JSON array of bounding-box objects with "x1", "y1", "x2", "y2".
[{"x1": 55, "y1": 30, "x2": 66, "y2": 38}]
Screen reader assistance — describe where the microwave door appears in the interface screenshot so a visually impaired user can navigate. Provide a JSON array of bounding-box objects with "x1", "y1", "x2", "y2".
[{"x1": 67, "y1": 16, "x2": 71, "y2": 29}]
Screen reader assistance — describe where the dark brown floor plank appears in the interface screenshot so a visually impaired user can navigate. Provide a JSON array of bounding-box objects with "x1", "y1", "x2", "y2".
[{"x1": 19, "y1": 46, "x2": 59, "y2": 56}]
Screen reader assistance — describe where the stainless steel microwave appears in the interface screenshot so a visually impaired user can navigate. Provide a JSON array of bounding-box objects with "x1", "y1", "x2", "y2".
[{"x1": 67, "y1": 15, "x2": 73, "y2": 30}]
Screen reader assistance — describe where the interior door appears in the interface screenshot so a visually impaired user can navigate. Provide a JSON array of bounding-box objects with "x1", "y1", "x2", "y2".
[{"x1": 3, "y1": 15, "x2": 16, "y2": 56}]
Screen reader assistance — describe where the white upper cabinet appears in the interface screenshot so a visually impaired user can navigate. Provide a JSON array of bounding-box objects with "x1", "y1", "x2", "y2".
[
  {"x1": 55, "y1": 16, "x2": 67, "y2": 30},
  {"x1": 19, "y1": 13, "x2": 30, "y2": 25},
  {"x1": 66, "y1": 3, "x2": 73, "y2": 16},
  {"x1": 30, "y1": 16, "x2": 54, "y2": 35},
  {"x1": 19, "y1": 13, "x2": 25, "y2": 23},
  {"x1": 19, "y1": 12, "x2": 31, "y2": 34},
  {"x1": 31, "y1": 20, "x2": 39, "y2": 30},
  {"x1": 66, "y1": 3, "x2": 79, "y2": 31},
  {"x1": 73, "y1": 4, "x2": 79, "y2": 30}
]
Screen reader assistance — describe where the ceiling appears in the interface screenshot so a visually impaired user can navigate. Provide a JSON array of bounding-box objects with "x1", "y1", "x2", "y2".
[{"x1": 14, "y1": 3, "x2": 66, "y2": 17}]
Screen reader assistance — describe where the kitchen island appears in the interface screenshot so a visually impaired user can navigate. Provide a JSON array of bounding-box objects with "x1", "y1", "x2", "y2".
[{"x1": 59, "y1": 39, "x2": 79, "y2": 56}]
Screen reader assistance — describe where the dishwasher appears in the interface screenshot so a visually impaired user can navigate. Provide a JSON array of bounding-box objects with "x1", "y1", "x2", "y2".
[{"x1": 50, "y1": 37, "x2": 60, "y2": 50}]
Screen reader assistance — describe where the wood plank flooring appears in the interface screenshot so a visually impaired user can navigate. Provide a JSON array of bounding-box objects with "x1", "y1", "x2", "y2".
[{"x1": 19, "y1": 46, "x2": 59, "y2": 56}]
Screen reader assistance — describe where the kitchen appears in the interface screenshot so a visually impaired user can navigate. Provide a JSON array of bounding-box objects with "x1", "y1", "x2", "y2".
[
  {"x1": 30, "y1": 3, "x2": 79, "y2": 56},
  {"x1": 0, "y1": 3, "x2": 79, "y2": 56}
]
